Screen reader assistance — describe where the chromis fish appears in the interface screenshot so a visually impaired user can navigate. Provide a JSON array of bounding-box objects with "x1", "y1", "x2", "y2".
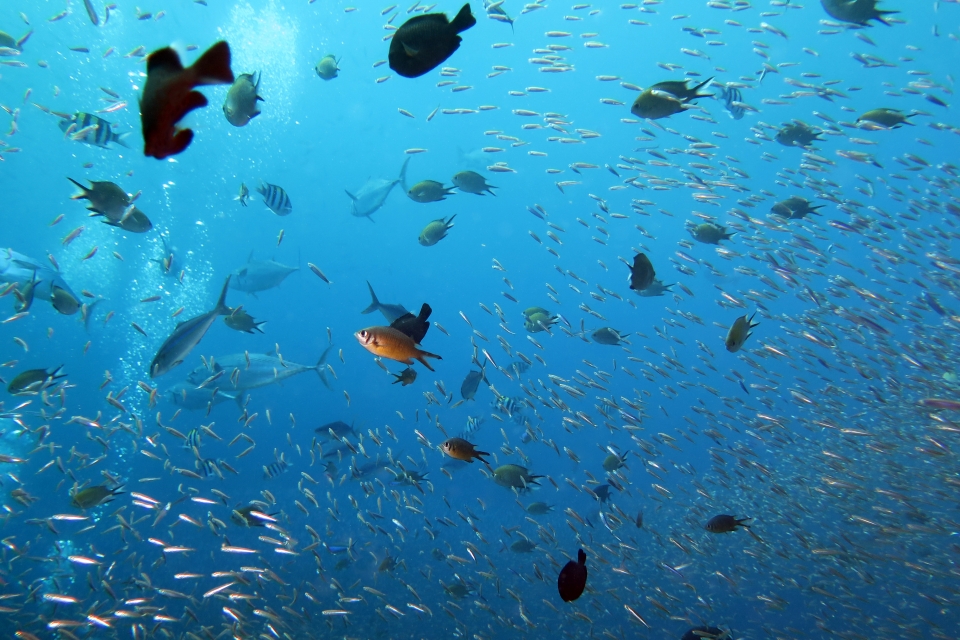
[
  {"x1": 71, "y1": 484, "x2": 124, "y2": 509},
  {"x1": 7, "y1": 365, "x2": 66, "y2": 395},
  {"x1": 315, "y1": 54, "x2": 340, "y2": 80},
  {"x1": 419, "y1": 215, "x2": 456, "y2": 246},
  {"x1": 725, "y1": 312, "x2": 759, "y2": 353},
  {"x1": 223, "y1": 71, "x2": 263, "y2": 127},
  {"x1": 407, "y1": 180, "x2": 456, "y2": 203}
]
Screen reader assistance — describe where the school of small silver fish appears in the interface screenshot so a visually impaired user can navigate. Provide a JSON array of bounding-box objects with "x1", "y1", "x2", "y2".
[{"x1": 0, "y1": 1, "x2": 958, "y2": 639}]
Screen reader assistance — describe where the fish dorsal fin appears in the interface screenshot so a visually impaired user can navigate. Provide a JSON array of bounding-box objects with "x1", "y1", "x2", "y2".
[
  {"x1": 344, "y1": 190, "x2": 357, "y2": 201},
  {"x1": 147, "y1": 47, "x2": 184, "y2": 74}
]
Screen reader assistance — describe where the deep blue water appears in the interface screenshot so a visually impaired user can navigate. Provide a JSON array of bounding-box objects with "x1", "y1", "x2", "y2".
[{"x1": 1, "y1": 0, "x2": 959, "y2": 638}]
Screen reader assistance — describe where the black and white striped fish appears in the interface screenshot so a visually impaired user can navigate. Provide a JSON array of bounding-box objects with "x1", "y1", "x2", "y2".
[
  {"x1": 263, "y1": 456, "x2": 289, "y2": 479},
  {"x1": 58, "y1": 112, "x2": 130, "y2": 148},
  {"x1": 718, "y1": 86, "x2": 746, "y2": 120},
  {"x1": 198, "y1": 458, "x2": 222, "y2": 478},
  {"x1": 257, "y1": 182, "x2": 292, "y2": 216},
  {"x1": 183, "y1": 428, "x2": 202, "y2": 451},
  {"x1": 457, "y1": 415, "x2": 484, "y2": 440}
]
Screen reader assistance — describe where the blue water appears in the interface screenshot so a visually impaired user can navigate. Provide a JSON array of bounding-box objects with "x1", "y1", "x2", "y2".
[{"x1": 2, "y1": 0, "x2": 959, "y2": 638}]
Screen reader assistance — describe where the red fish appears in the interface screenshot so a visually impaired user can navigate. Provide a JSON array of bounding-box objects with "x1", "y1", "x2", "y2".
[{"x1": 140, "y1": 41, "x2": 233, "y2": 159}]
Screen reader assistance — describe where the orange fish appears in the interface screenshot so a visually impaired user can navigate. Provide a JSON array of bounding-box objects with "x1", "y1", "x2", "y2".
[
  {"x1": 140, "y1": 41, "x2": 233, "y2": 159},
  {"x1": 355, "y1": 326, "x2": 441, "y2": 371},
  {"x1": 441, "y1": 437, "x2": 488, "y2": 463}
]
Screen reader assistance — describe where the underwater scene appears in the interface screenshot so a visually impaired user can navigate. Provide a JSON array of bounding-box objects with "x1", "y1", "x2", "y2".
[{"x1": 1, "y1": 0, "x2": 959, "y2": 638}]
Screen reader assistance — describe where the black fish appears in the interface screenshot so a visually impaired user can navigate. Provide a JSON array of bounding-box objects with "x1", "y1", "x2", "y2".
[
  {"x1": 389, "y1": 3, "x2": 476, "y2": 79},
  {"x1": 390, "y1": 303, "x2": 432, "y2": 344},
  {"x1": 705, "y1": 514, "x2": 751, "y2": 533},
  {"x1": 557, "y1": 548, "x2": 587, "y2": 602},
  {"x1": 681, "y1": 626, "x2": 729, "y2": 640},
  {"x1": 628, "y1": 253, "x2": 655, "y2": 292},
  {"x1": 592, "y1": 484, "x2": 612, "y2": 503}
]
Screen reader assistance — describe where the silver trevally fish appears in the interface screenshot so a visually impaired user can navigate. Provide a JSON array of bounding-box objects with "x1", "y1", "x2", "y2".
[
  {"x1": 150, "y1": 276, "x2": 231, "y2": 378},
  {"x1": 231, "y1": 257, "x2": 297, "y2": 294},
  {"x1": 361, "y1": 281, "x2": 409, "y2": 323},
  {"x1": 346, "y1": 157, "x2": 409, "y2": 220},
  {"x1": 187, "y1": 346, "x2": 332, "y2": 393},
  {"x1": 165, "y1": 382, "x2": 238, "y2": 411},
  {"x1": 0, "y1": 248, "x2": 80, "y2": 313}
]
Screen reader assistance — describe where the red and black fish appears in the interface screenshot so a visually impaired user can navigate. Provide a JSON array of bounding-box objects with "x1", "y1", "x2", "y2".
[{"x1": 140, "y1": 41, "x2": 234, "y2": 159}]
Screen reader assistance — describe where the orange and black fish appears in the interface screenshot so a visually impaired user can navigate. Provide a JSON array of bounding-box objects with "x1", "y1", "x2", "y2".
[
  {"x1": 557, "y1": 548, "x2": 587, "y2": 602},
  {"x1": 355, "y1": 326, "x2": 441, "y2": 371},
  {"x1": 390, "y1": 303, "x2": 432, "y2": 344},
  {"x1": 389, "y1": 3, "x2": 476, "y2": 78},
  {"x1": 141, "y1": 41, "x2": 234, "y2": 159}
]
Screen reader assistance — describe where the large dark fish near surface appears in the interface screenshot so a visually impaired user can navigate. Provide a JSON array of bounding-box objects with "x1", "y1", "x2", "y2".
[
  {"x1": 390, "y1": 303, "x2": 432, "y2": 344},
  {"x1": 820, "y1": 0, "x2": 897, "y2": 26},
  {"x1": 141, "y1": 41, "x2": 234, "y2": 159},
  {"x1": 150, "y1": 276, "x2": 231, "y2": 378},
  {"x1": 389, "y1": 3, "x2": 476, "y2": 78},
  {"x1": 557, "y1": 548, "x2": 587, "y2": 602}
]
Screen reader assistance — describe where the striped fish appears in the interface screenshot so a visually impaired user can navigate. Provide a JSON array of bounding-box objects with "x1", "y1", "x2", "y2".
[
  {"x1": 263, "y1": 456, "x2": 289, "y2": 479},
  {"x1": 491, "y1": 396, "x2": 525, "y2": 424},
  {"x1": 58, "y1": 112, "x2": 130, "y2": 148},
  {"x1": 183, "y1": 428, "x2": 202, "y2": 451},
  {"x1": 257, "y1": 182, "x2": 292, "y2": 216},
  {"x1": 457, "y1": 415, "x2": 484, "y2": 440},
  {"x1": 718, "y1": 86, "x2": 746, "y2": 120},
  {"x1": 198, "y1": 458, "x2": 221, "y2": 478}
]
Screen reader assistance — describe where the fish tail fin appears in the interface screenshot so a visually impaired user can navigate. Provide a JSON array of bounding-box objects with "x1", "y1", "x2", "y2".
[
  {"x1": 114, "y1": 131, "x2": 131, "y2": 148},
  {"x1": 416, "y1": 351, "x2": 441, "y2": 372},
  {"x1": 191, "y1": 40, "x2": 234, "y2": 86},
  {"x1": 16, "y1": 30, "x2": 33, "y2": 49},
  {"x1": 693, "y1": 77, "x2": 715, "y2": 98},
  {"x1": 361, "y1": 281, "x2": 380, "y2": 315},
  {"x1": 314, "y1": 346, "x2": 333, "y2": 389},
  {"x1": 451, "y1": 3, "x2": 477, "y2": 33},
  {"x1": 66, "y1": 177, "x2": 89, "y2": 197},
  {"x1": 399, "y1": 156, "x2": 411, "y2": 192},
  {"x1": 215, "y1": 276, "x2": 231, "y2": 314}
]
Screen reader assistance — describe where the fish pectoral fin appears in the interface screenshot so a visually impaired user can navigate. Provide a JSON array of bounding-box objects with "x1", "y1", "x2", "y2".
[
  {"x1": 344, "y1": 190, "x2": 357, "y2": 201},
  {"x1": 401, "y1": 41, "x2": 419, "y2": 57}
]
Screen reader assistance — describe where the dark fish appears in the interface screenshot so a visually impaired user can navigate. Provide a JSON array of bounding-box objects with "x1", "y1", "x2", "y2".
[
  {"x1": 391, "y1": 367, "x2": 417, "y2": 385},
  {"x1": 68, "y1": 178, "x2": 130, "y2": 221},
  {"x1": 83, "y1": 0, "x2": 100, "y2": 25},
  {"x1": 51, "y1": 285, "x2": 80, "y2": 315},
  {"x1": 557, "y1": 548, "x2": 587, "y2": 602},
  {"x1": 141, "y1": 41, "x2": 234, "y2": 159},
  {"x1": 257, "y1": 182, "x2": 292, "y2": 216},
  {"x1": 592, "y1": 484, "x2": 612, "y2": 503},
  {"x1": 460, "y1": 361, "x2": 486, "y2": 400},
  {"x1": 315, "y1": 421, "x2": 357, "y2": 439},
  {"x1": 858, "y1": 107, "x2": 913, "y2": 128},
  {"x1": 223, "y1": 71, "x2": 263, "y2": 127},
  {"x1": 628, "y1": 252, "x2": 655, "y2": 292},
  {"x1": 389, "y1": 2, "x2": 476, "y2": 78},
  {"x1": 820, "y1": 0, "x2": 897, "y2": 26},
  {"x1": 72, "y1": 484, "x2": 124, "y2": 509},
  {"x1": 770, "y1": 196, "x2": 824, "y2": 220},
  {"x1": 681, "y1": 626, "x2": 729, "y2": 640},
  {"x1": 8, "y1": 365, "x2": 66, "y2": 395},
  {"x1": 718, "y1": 85, "x2": 745, "y2": 120},
  {"x1": 59, "y1": 112, "x2": 129, "y2": 148},
  {"x1": 705, "y1": 514, "x2": 751, "y2": 533},
  {"x1": 224, "y1": 307, "x2": 266, "y2": 333},
  {"x1": 775, "y1": 121, "x2": 823, "y2": 149},
  {"x1": 104, "y1": 207, "x2": 153, "y2": 233},
  {"x1": 390, "y1": 302, "x2": 432, "y2": 344},
  {"x1": 150, "y1": 276, "x2": 231, "y2": 378},
  {"x1": 649, "y1": 77, "x2": 713, "y2": 102}
]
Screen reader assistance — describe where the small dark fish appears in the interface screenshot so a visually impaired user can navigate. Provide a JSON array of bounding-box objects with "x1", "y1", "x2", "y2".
[
  {"x1": 592, "y1": 484, "x2": 612, "y2": 503},
  {"x1": 460, "y1": 361, "x2": 486, "y2": 400},
  {"x1": 705, "y1": 514, "x2": 751, "y2": 533},
  {"x1": 389, "y1": 2, "x2": 476, "y2": 78},
  {"x1": 557, "y1": 548, "x2": 587, "y2": 602},
  {"x1": 83, "y1": 0, "x2": 100, "y2": 25},
  {"x1": 51, "y1": 286, "x2": 80, "y2": 315},
  {"x1": 141, "y1": 41, "x2": 234, "y2": 159},
  {"x1": 223, "y1": 71, "x2": 263, "y2": 127},
  {"x1": 628, "y1": 252, "x2": 656, "y2": 292},
  {"x1": 681, "y1": 627, "x2": 729, "y2": 640},
  {"x1": 391, "y1": 367, "x2": 417, "y2": 385},
  {"x1": 224, "y1": 307, "x2": 265, "y2": 334},
  {"x1": 315, "y1": 421, "x2": 356, "y2": 439},
  {"x1": 390, "y1": 302, "x2": 432, "y2": 344},
  {"x1": 72, "y1": 484, "x2": 124, "y2": 509},
  {"x1": 775, "y1": 121, "x2": 823, "y2": 149},
  {"x1": 8, "y1": 365, "x2": 66, "y2": 395},
  {"x1": 820, "y1": 0, "x2": 897, "y2": 26},
  {"x1": 103, "y1": 207, "x2": 153, "y2": 233}
]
